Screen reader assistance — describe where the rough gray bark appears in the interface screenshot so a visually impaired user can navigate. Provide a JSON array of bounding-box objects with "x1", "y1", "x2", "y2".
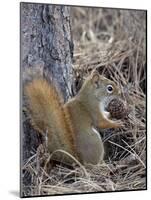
[
  {"x1": 20, "y1": 2, "x2": 74, "y2": 191},
  {"x1": 21, "y1": 3, "x2": 74, "y2": 101}
]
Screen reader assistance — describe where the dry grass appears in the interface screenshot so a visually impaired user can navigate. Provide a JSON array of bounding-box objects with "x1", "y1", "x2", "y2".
[{"x1": 22, "y1": 7, "x2": 146, "y2": 197}]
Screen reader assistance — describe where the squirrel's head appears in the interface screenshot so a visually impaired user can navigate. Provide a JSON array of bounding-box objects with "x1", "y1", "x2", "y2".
[{"x1": 81, "y1": 70, "x2": 121, "y2": 104}]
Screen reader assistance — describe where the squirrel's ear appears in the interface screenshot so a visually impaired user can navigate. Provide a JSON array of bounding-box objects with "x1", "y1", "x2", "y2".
[{"x1": 91, "y1": 71, "x2": 100, "y2": 88}]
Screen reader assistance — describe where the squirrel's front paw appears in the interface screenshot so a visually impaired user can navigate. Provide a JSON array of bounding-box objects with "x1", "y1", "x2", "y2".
[{"x1": 113, "y1": 120, "x2": 124, "y2": 128}]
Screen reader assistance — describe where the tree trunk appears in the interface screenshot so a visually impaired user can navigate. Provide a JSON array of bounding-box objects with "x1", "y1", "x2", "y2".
[{"x1": 20, "y1": 2, "x2": 74, "y2": 192}]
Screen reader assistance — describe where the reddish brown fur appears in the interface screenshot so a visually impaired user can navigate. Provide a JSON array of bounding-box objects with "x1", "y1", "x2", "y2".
[{"x1": 25, "y1": 79, "x2": 77, "y2": 158}]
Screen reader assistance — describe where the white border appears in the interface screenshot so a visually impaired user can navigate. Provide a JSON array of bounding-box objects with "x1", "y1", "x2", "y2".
[{"x1": 0, "y1": 0, "x2": 149, "y2": 199}]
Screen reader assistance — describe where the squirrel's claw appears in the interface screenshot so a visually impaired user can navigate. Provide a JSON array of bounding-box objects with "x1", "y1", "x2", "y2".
[{"x1": 112, "y1": 119, "x2": 124, "y2": 128}]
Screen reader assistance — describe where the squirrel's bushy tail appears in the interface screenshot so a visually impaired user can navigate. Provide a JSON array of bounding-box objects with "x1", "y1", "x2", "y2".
[{"x1": 24, "y1": 79, "x2": 77, "y2": 158}]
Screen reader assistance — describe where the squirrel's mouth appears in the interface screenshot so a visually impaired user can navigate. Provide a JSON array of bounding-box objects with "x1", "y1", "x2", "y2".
[
  {"x1": 100, "y1": 100, "x2": 111, "y2": 120},
  {"x1": 103, "y1": 96, "x2": 114, "y2": 111},
  {"x1": 101, "y1": 96, "x2": 118, "y2": 120}
]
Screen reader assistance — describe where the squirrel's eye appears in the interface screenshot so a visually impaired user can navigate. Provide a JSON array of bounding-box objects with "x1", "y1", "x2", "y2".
[{"x1": 107, "y1": 85, "x2": 113, "y2": 93}]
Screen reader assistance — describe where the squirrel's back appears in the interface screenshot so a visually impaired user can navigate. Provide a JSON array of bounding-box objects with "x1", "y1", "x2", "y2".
[{"x1": 24, "y1": 79, "x2": 77, "y2": 160}]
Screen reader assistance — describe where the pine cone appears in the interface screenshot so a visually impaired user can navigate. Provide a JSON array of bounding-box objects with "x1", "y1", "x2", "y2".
[{"x1": 107, "y1": 98, "x2": 129, "y2": 120}]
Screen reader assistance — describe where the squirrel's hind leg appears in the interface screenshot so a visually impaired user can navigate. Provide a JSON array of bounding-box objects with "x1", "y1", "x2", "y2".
[{"x1": 76, "y1": 127, "x2": 104, "y2": 165}]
